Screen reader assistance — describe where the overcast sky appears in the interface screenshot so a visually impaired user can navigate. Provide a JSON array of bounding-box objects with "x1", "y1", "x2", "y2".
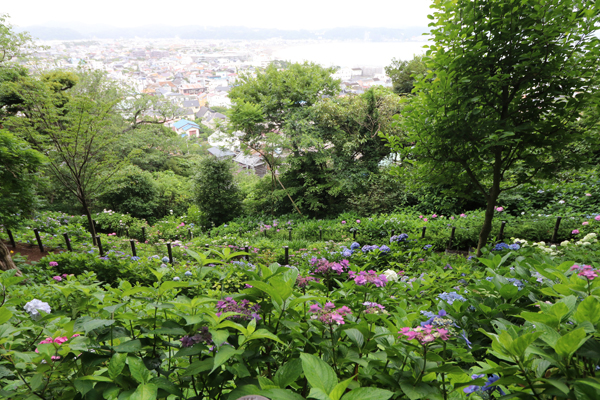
[{"x1": 4, "y1": 0, "x2": 433, "y2": 30}]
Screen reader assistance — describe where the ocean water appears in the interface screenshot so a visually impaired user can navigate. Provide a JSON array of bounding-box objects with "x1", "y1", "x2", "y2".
[{"x1": 272, "y1": 41, "x2": 427, "y2": 68}]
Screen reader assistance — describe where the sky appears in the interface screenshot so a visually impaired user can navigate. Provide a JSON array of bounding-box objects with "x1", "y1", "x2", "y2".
[{"x1": 4, "y1": 0, "x2": 433, "y2": 30}]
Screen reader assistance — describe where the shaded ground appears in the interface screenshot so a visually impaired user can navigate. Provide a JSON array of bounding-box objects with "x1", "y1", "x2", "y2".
[{"x1": 1, "y1": 240, "x2": 61, "y2": 263}]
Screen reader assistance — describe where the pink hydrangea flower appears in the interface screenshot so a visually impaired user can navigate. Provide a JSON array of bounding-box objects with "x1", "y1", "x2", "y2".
[
  {"x1": 583, "y1": 221, "x2": 589, "y2": 226},
  {"x1": 586, "y1": 193, "x2": 592, "y2": 196},
  {"x1": 341, "y1": 220, "x2": 346, "y2": 224},
  {"x1": 460, "y1": 213, "x2": 466, "y2": 217},
  {"x1": 572, "y1": 229, "x2": 580, "y2": 234},
  {"x1": 432, "y1": 214, "x2": 438, "y2": 218},
  {"x1": 52, "y1": 276, "x2": 62, "y2": 282},
  {"x1": 356, "y1": 219, "x2": 361, "y2": 223},
  {"x1": 496, "y1": 207, "x2": 504, "y2": 212},
  {"x1": 419, "y1": 215, "x2": 423, "y2": 219},
  {"x1": 596, "y1": 215, "x2": 600, "y2": 221},
  {"x1": 399, "y1": 325, "x2": 450, "y2": 344},
  {"x1": 423, "y1": 218, "x2": 428, "y2": 222},
  {"x1": 49, "y1": 261, "x2": 58, "y2": 267}
]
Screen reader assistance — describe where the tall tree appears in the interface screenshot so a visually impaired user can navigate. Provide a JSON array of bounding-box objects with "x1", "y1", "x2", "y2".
[
  {"x1": 229, "y1": 62, "x2": 340, "y2": 214},
  {"x1": 0, "y1": 14, "x2": 43, "y2": 273},
  {"x1": 384, "y1": 0, "x2": 600, "y2": 255},
  {"x1": 193, "y1": 157, "x2": 241, "y2": 226},
  {"x1": 385, "y1": 55, "x2": 427, "y2": 95},
  {"x1": 7, "y1": 71, "x2": 125, "y2": 243}
]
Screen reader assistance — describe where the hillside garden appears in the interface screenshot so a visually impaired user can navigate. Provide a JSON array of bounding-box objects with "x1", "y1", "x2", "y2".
[{"x1": 2, "y1": 1, "x2": 600, "y2": 399}]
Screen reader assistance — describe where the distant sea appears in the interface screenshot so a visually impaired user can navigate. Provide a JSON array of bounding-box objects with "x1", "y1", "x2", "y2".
[{"x1": 272, "y1": 41, "x2": 427, "y2": 68}]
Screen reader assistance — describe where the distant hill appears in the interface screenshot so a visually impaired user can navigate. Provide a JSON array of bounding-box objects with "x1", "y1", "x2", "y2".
[{"x1": 17, "y1": 25, "x2": 429, "y2": 41}]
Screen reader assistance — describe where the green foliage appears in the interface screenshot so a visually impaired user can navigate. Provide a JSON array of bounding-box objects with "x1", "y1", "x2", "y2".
[
  {"x1": 0, "y1": 130, "x2": 44, "y2": 228},
  {"x1": 100, "y1": 165, "x2": 158, "y2": 220},
  {"x1": 193, "y1": 157, "x2": 242, "y2": 226},
  {"x1": 384, "y1": 55, "x2": 427, "y2": 95},
  {"x1": 384, "y1": 0, "x2": 600, "y2": 253}
]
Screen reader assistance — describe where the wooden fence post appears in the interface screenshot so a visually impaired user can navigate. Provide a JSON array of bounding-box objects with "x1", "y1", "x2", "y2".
[
  {"x1": 551, "y1": 217, "x2": 562, "y2": 243},
  {"x1": 497, "y1": 221, "x2": 506, "y2": 242},
  {"x1": 33, "y1": 229, "x2": 44, "y2": 253},
  {"x1": 130, "y1": 239, "x2": 137, "y2": 257},
  {"x1": 6, "y1": 229, "x2": 16, "y2": 248},
  {"x1": 63, "y1": 233, "x2": 73, "y2": 252},
  {"x1": 283, "y1": 246, "x2": 289, "y2": 265},
  {"x1": 167, "y1": 242, "x2": 173, "y2": 264},
  {"x1": 96, "y1": 236, "x2": 104, "y2": 257},
  {"x1": 448, "y1": 227, "x2": 456, "y2": 250},
  {"x1": 421, "y1": 226, "x2": 427, "y2": 239}
]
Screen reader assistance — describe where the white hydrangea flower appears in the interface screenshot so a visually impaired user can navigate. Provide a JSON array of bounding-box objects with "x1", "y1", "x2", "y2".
[
  {"x1": 24, "y1": 299, "x2": 51, "y2": 320},
  {"x1": 560, "y1": 241, "x2": 570, "y2": 246},
  {"x1": 383, "y1": 269, "x2": 398, "y2": 282}
]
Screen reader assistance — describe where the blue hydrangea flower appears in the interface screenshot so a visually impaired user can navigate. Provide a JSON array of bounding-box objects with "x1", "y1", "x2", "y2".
[
  {"x1": 350, "y1": 242, "x2": 361, "y2": 250},
  {"x1": 162, "y1": 256, "x2": 170, "y2": 263},
  {"x1": 131, "y1": 256, "x2": 140, "y2": 261},
  {"x1": 423, "y1": 244, "x2": 433, "y2": 250},
  {"x1": 508, "y1": 243, "x2": 520, "y2": 250},
  {"x1": 361, "y1": 245, "x2": 379, "y2": 253},
  {"x1": 173, "y1": 277, "x2": 180, "y2": 281},
  {"x1": 493, "y1": 243, "x2": 510, "y2": 251},
  {"x1": 390, "y1": 233, "x2": 409, "y2": 243},
  {"x1": 438, "y1": 291, "x2": 466, "y2": 305},
  {"x1": 379, "y1": 245, "x2": 391, "y2": 253},
  {"x1": 341, "y1": 249, "x2": 353, "y2": 258},
  {"x1": 185, "y1": 271, "x2": 193, "y2": 276},
  {"x1": 507, "y1": 278, "x2": 524, "y2": 291}
]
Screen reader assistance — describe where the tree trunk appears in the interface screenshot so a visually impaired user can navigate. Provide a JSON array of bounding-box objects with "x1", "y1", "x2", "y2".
[
  {"x1": 476, "y1": 150, "x2": 503, "y2": 256},
  {"x1": 0, "y1": 240, "x2": 21, "y2": 276},
  {"x1": 81, "y1": 198, "x2": 97, "y2": 246}
]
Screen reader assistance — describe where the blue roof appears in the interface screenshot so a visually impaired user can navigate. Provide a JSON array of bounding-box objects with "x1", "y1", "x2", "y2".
[{"x1": 173, "y1": 119, "x2": 200, "y2": 130}]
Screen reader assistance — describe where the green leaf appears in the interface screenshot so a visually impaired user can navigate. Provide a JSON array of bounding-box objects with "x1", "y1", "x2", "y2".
[
  {"x1": 499, "y1": 284, "x2": 518, "y2": 300},
  {"x1": 521, "y1": 311, "x2": 559, "y2": 329},
  {"x1": 74, "y1": 378, "x2": 94, "y2": 396},
  {"x1": 0, "y1": 307, "x2": 13, "y2": 325},
  {"x1": 128, "y1": 357, "x2": 150, "y2": 384},
  {"x1": 574, "y1": 296, "x2": 600, "y2": 325},
  {"x1": 259, "y1": 376, "x2": 279, "y2": 390},
  {"x1": 74, "y1": 318, "x2": 115, "y2": 334},
  {"x1": 300, "y1": 353, "x2": 337, "y2": 394},
  {"x1": 210, "y1": 345, "x2": 242, "y2": 373},
  {"x1": 78, "y1": 375, "x2": 113, "y2": 382},
  {"x1": 261, "y1": 388, "x2": 307, "y2": 400},
  {"x1": 308, "y1": 388, "x2": 332, "y2": 400},
  {"x1": 113, "y1": 339, "x2": 142, "y2": 353},
  {"x1": 341, "y1": 387, "x2": 394, "y2": 400},
  {"x1": 274, "y1": 358, "x2": 303, "y2": 389},
  {"x1": 330, "y1": 376, "x2": 355, "y2": 400},
  {"x1": 149, "y1": 376, "x2": 183, "y2": 397},
  {"x1": 556, "y1": 328, "x2": 587, "y2": 358},
  {"x1": 182, "y1": 358, "x2": 214, "y2": 376},
  {"x1": 246, "y1": 280, "x2": 283, "y2": 305},
  {"x1": 129, "y1": 383, "x2": 157, "y2": 400},
  {"x1": 108, "y1": 353, "x2": 127, "y2": 380},
  {"x1": 508, "y1": 332, "x2": 543, "y2": 358},
  {"x1": 247, "y1": 329, "x2": 284, "y2": 344},
  {"x1": 158, "y1": 281, "x2": 188, "y2": 295},
  {"x1": 344, "y1": 329, "x2": 364, "y2": 349}
]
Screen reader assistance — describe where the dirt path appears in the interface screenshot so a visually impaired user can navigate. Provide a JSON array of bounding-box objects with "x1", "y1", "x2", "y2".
[{"x1": 1, "y1": 240, "x2": 62, "y2": 263}]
